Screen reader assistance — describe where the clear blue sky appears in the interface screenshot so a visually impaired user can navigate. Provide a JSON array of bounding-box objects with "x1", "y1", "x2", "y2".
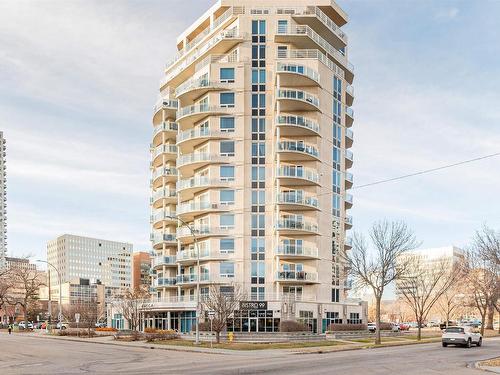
[{"x1": 0, "y1": 0, "x2": 499, "y2": 260}]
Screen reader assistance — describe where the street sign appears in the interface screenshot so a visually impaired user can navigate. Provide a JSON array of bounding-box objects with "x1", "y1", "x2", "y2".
[
  {"x1": 208, "y1": 311, "x2": 215, "y2": 320},
  {"x1": 75, "y1": 313, "x2": 80, "y2": 323}
]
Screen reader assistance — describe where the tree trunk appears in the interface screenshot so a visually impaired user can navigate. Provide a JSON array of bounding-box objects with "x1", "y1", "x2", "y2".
[
  {"x1": 375, "y1": 296, "x2": 381, "y2": 345},
  {"x1": 480, "y1": 312, "x2": 486, "y2": 336},
  {"x1": 416, "y1": 313, "x2": 422, "y2": 341},
  {"x1": 216, "y1": 331, "x2": 220, "y2": 344},
  {"x1": 486, "y1": 304, "x2": 494, "y2": 330}
]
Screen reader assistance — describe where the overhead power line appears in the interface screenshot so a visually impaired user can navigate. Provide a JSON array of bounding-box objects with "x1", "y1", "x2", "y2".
[{"x1": 353, "y1": 152, "x2": 500, "y2": 190}]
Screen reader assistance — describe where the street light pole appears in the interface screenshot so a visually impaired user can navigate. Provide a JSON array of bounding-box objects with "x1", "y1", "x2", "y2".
[
  {"x1": 37, "y1": 260, "x2": 62, "y2": 332},
  {"x1": 166, "y1": 215, "x2": 200, "y2": 345}
]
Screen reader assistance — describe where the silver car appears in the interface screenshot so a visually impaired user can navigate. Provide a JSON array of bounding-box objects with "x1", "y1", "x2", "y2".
[{"x1": 442, "y1": 326, "x2": 482, "y2": 348}]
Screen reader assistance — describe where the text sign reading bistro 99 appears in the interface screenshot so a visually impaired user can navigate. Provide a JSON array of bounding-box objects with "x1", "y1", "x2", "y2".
[{"x1": 239, "y1": 301, "x2": 268, "y2": 310}]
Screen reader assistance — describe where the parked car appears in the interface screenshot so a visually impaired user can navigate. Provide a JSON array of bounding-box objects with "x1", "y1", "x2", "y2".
[
  {"x1": 18, "y1": 321, "x2": 33, "y2": 330},
  {"x1": 442, "y1": 326, "x2": 482, "y2": 348},
  {"x1": 428, "y1": 321, "x2": 440, "y2": 328},
  {"x1": 95, "y1": 322, "x2": 107, "y2": 328},
  {"x1": 399, "y1": 323, "x2": 410, "y2": 331},
  {"x1": 56, "y1": 322, "x2": 69, "y2": 330},
  {"x1": 367, "y1": 323, "x2": 377, "y2": 333},
  {"x1": 440, "y1": 321, "x2": 457, "y2": 330}
]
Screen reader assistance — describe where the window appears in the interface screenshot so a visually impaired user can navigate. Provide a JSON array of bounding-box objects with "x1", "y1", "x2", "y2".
[
  {"x1": 220, "y1": 165, "x2": 235, "y2": 181},
  {"x1": 251, "y1": 214, "x2": 265, "y2": 230},
  {"x1": 220, "y1": 68, "x2": 235, "y2": 83},
  {"x1": 277, "y1": 45, "x2": 288, "y2": 58},
  {"x1": 331, "y1": 288, "x2": 340, "y2": 303},
  {"x1": 252, "y1": 69, "x2": 266, "y2": 84},
  {"x1": 251, "y1": 238, "x2": 265, "y2": 255},
  {"x1": 252, "y1": 20, "x2": 266, "y2": 35},
  {"x1": 220, "y1": 117, "x2": 235, "y2": 132},
  {"x1": 220, "y1": 214, "x2": 235, "y2": 228},
  {"x1": 251, "y1": 166, "x2": 265, "y2": 181},
  {"x1": 220, "y1": 262, "x2": 235, "y2": 278},
  {"x1": 251, "y1": 142, "x2": 265, "y2": 157},
  {"x1": 332, "y1": 147, "x2": 341, "y2": 163},
  {"x1": 251, "y1": 286, "x2": 265, "y2": 301},
  {"x1": 251, "y1": 118, "x2": 265, "y2": 133},
  {"x1": 220, "y1": 92, "x2": 235, "y2": 107},
  {"x1": 220, "y1": 141, "x2": 235, "y2": 156},
  {"x1": 252, "y1": 190, "x2": 265, "y2": 205},
  {"x1": 252, "y1": 94, "x2": 265, "y2": 109},
  {"x1": 326, "y1": 311, "x2": 342, "y2": 325},
  {"x1": 348, "y1": 313, "x2": 361, "y2": 324},
  {"x1": 251, "y1": 262, "x2": 265, "y2": 278},
  {"x1": 277, "y1": 20, "x2": 288, "y2": 34},
  {"x1": 220, "y1": 190, "x2": 235, "y2": 205},
  {"x1": 220, "y1": 238, "x2": 235, "y2": 254}
]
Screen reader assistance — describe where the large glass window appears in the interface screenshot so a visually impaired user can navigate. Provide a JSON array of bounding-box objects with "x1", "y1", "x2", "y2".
[
  {"x1": 252, "y1": 69, "x2": 266, "y2": 84},
  {"x1": 220, "y1": 117, "x2": 235, "y2": 132},
  {"x1": 251, "y1": 214, "x2": 265, "y2": 230},
  {"x1": 251, "y1": 142, "x2": 265, "y2": 157},
  {"x1": 220, "y1": 214, "x2": 235, "y2": 228},
  {"x1": 252, "y1": 190, "x2": 265, "y2": 205},
  {"x1": 220, "y1": 262, "x2": 235, "y2": 278},
  {"x1": 220, "y1": 165, "x2": 235, "y2": 181},
  {"x1": 220, "y1": 238, "x2": 235, "y2": 253},
  {"x1": 220, "y1": 190, "x2": 235, "y2": 205},
  {"x1": 220, "y1": 68, "x2": 235, "y2": 83},
  {"x1": 220, "y1": 92, "x2": 235, "y2": 107},
  {"x1": 331, "y1": 288, "x2": 340, "y2": 302},
  {"x1": 220, "y1": 141, "x2": 235, "y2": 156},
  {"x1": 251, "y1": 166, "x2": 265, "y2": 181}
]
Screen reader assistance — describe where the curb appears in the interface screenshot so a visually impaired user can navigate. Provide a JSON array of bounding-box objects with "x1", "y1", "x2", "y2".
[{"x1": 472, "y1": 359, "x2": 500, "y2": 374}]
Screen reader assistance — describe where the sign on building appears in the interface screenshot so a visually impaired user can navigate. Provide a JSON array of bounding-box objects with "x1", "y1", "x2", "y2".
[{"x1": 239, "y1": 301, "x2": 268, "y2": 310}]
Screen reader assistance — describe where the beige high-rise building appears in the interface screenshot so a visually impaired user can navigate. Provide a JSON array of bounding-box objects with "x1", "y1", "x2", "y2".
[{"x1": 145, "y1": 0, "x2": 363, "y2": 333}]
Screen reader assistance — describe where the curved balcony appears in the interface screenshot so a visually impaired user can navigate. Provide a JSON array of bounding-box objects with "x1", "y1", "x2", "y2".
[
  {"x1": 153, "y1": 99, "x2": 178, "y2": 124},
  {"x1": 151, "y1": 144, "x2": 177, "y2": 167},
  {"x1": 177, "y1": 153, "x2": 231, "y2": 175},
  {"x1": 177, "y1": 248, "x2": 230, "y2": 266},
  {"x1": 151, "y1": 233, "x2": 177, "y2": 249},
  {"x1": 152, "y1": 277, "x2": 177, "y2": 288},
  {"x1": 276, "y1": 165, "x2": 320, "y2": 186},
  {"x1": 151, "y1": 209, "x2": 177, "y2": 229},
  {"x1": 275, "y1": 271, "x2": 318, "y2": 283},
  {"x1": 277, "y1": 191, "x2": 319, "y2": 211},
  {"x1": 344, "y1": 236, "x2": 353, "y2": 250},
  {"x1": 345, "y1": 193, "x2": 353, "y2": 209},
  {"x1": 276, "y1": 218, "x2": 319, "y2": 235},
  {"x1": 277, "y1": 141, "x2": 319, "y2": 161},
  {"x1": 345, "y1": 150, "x2": 353, "y2": 169},
  {"x1": 276, "y1": 115, "x2": 320, "y2": 137},
  {"x1": 345, "y1": 172, "x2": 353, "y2": 189},
  {"x1": 153, "y1": 122, "x2": 178, "y2": 146},
  {"x1": 175, "y1": 77, "x2": 231, "y2": 102},
  {"x1": 345, "y1": 106, "x2": 354, "y2": 127},
  {"x1": 276, "y1": 89, "x2": 320, "y2": 112},
  {"x1": 152, "y1": 255, "x2": 177, "y2": 269},
  {"x1": 176, "y1": 104, "x2": 232, "y2": 126},
  {"x1": 177, "y1": 128, "x2": 231, "y2": 149},
  {"x1": 176, "y1": 226, "x2": 232, "y2": 243},
  {"x1": 177, "y1": 176, "x2": 231, "y2": 199},
  {"x1": 346, "y1": 85, "x2": 354, "y2": 106},
  {"x1": 275, "y1": 245, "x2": 319, "y2": 260},
  {"x1": 176, "y1": 273, "x2": 210, "y2": 285},
  {"x1": 151, "y1": 188, "x2": 177, "y2": 208},
  {"x1": 345, "y1": 128, "x2": 354, "y2": 148},
  {"x1": 151, "y1": 167, "x2": 178, "y2": 189},
  {"x1": 276, "y1": 62, "x2": 320, "y2": 87},
  {"x1": 177, "y1": 201, "x2": 230, "y2": 221},
  {"x1": 345, "y1": 215, "x2": 353, "y2": 230}
]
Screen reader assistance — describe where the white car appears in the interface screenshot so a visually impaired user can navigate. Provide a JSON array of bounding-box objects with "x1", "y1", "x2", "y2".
[{"x1": 442, "y1": 326, "x2": 482, "y2": 348}]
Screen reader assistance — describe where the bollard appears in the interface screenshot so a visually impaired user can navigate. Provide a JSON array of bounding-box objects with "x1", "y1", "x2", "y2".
[{"x1": 228, "y1": 331, "x2": 234, "y2": 343}]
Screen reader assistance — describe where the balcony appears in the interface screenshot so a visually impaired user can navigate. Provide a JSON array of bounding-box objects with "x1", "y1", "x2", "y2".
[
  {"x1": 276, "y1": 165, "x2": 320, "y2": 186},
  {"x1": 275, "y1": 245, "x2": 319, "y2": 259},
  {"x1": 276, "y1": 271, "x2": 318, "y2": 283},
  {"x1": 177, "y1": 127, "x2": 231, "y2": 149},
  {"x1": 151, "y1": 188, "x2": 177, "y2": 208},
  {"x1": 176, "y1": 103, "x2": 233, "y2": 126},
  {"x1": 345, "y1": 106, "x2": 354, "y2": 127},
  {"x1": 139, "y1": 296, "x2": 197, "y2": 311},
  {"x1": 176, "y1": 273, "x2": 210, "y2": 285},
  {"x1": 277, "y1": 191, "x2": 319, "y2": 211},
  {"x1": 275, "y1": 24, "x2": 353, "y2": 81},
  {"x1": 153, "y1": 122, "x2": 178, "y2": 146},
  {"x1": 345, "y1": 193, "x2": 353, "y2": 209},
  {"x1": 176, "y1": 226, "x2": 232, "y2": 243},
  {"x1": 276, "y1": 218, "x2": 319, "y2": 235},
  {"x1": 344, "y1": 236, "x2": 353, "y2": 250},
  {"x1": 151, "y1": 144, "x2": 177, "y2": 167},
  {"x1": 345, "y1": 128, "x2": 354, "y2": 148},
  {"x1": 177, "y1": 152, "x2": 231, "y2": 175},
  {"x1": 177, "y1": 201, "x2": 230, "y2": 221},
  {"x1": 346, "y1": 85, "x2": 354, "y2": 106},
  {"x1": 344, "y1": 279, "x2": 353, "y2": 290},
  {"x1": 276, "y1": 62, "x2": 320, "y2": 87},
  {"x1": 276, "y1": 115, "x2": 320, "y2": 137},
  {"x1": 177, "y1": 248, "x2": 230, "y2": 266},
  {"x1": 177, "y1": 176, "x2": 231, "y2": 199},
  {"x1": 152, "y1": 255, "x2": 177, "y2": 269},
  {"x1": 151, "y1": 233, "x2": 177, "y2": 249},
  {"x1": 276, "y1": 49, "x2": 344, "y2": 80},
  {"x1": 151, "y1": 167, "x2": 178, "y2": 189},
  {"x1": 152, "y1": 277, "x2": 177, "y2": 288},
  {"x1": 175, "y1": 77, "x2": 232, "y2": 102},
  {"x1": 345, "y1": 172, "x2": 353, "y2": 189},
  {"x1": 345, "y1": 150, "x2": 353, "y2": 169},
  {"x1": 276, "y1": 89, "x2": 320, "y2": 112},
  {"x1": 151, "y1": 209, "x2": 177, "y2": 229},
  {"x1": 153, "y1": 99, "x2": 178, "y2": 124},
  {"x1": 162, "y1": 27, "x2": 246, "y2": 88},
  {"x1": 345, "y1": 215, "x2": 353, "y2": 230},
  {"x1": 277, "y1": 141, "x2": 319, "y2": 161}
]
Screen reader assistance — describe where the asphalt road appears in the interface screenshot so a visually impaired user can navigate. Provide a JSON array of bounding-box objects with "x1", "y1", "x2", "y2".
[{"x1": 0, "y1": 333, "x2": 498, "y2": 375}]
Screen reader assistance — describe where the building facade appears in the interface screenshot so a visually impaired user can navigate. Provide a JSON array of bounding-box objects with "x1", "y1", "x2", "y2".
[
  {"x1": 145, "y1": 0, "x2": 362, "y2": 333},
  {"x1": 132, "y1": 252, "x2": 152, "y2": 290},
  {"x1": 46, "y1": 234, "x2": 133, "y2": 292},
  {"x1": 0, "y1": 132, "x2": 6, "y2": 269}
]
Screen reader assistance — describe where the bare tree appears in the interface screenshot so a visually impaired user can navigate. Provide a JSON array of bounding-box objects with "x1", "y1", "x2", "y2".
[
  {"x1": 9, "y1": 267, "x2": 45, "y2": 325},
  {"x1": 397, "y1": 256, "x2": 462, "y2": 340},
  {"x1": 115, "y1": 287, "x2": 149, "y2": 331},
  {"x1": 65, "y1": 300, "x2": 100, "y2": 337},
  {"x1": 435, "y1": 282, "x2": 465, "y2": 328},
  {"x1": 201, "y1": 284, "x2": 246, "y2": 343},
  {"x1": 343, "y1": 220, "x2": 419, "y2": 344},
  {"x1": 0, "y1": 269, "x2": 12, "y2": 323}
]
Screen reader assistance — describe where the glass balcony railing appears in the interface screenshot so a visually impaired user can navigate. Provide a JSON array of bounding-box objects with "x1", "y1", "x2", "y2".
[
  {"x1": 345, "y1": 106, "x2": 354, "y2": 118},
  {"x1": 276, "y1": 271, "x2": 318, "y2": 282},
  {"x1": 177, "y1": 248, "x2": 210, "y2": 261},
  {"x1": 346, "y1": 84, "x2": 354, "y2": 97},
  {"x1": 276, "y1": 62, "x2": 320, "y2": 83},
  {"x1": 277, "y1": 89, "x2": 320, "y2": 108},
  {"x1": 151, "y1": 233, "x2": 177, "y2": 246},
  {"x1": 151, "y1": 210, "x2": 177, "y2": 223},
  {"x1": 276, "y1": 219, "x2": 319, "y2": 233},
  {"x1": 153, "y1": 99, "x2": 178, "y2": 114},
  {"x1": 346, "y1": 128, "x2": 354, "y2": 141},
  {"x1": 176, "y1": 225, "x2": 233, "y2": 238},
  {"x1": 175, "y1": 77, "x2": 230, "y2": 98},
  {"x1": 151, "y1": 167, "x2": 178, "y2": 181},
  {"x1": 345, "y1": 236, "x2": 353, "y2": 248},
  {"x1": 277, "y1": 192, "x2": 318, "y2": 208},
  {"x1": 278, "y1": 141, "x2": 319, "y2": 158},
  {"x1": 177, "y1": 127, "x2": 227, "y2": 143},
  {"x1": 177, "y1": 152, "x2": 228, "y2": 167},
  {"x1": 151, "y1": 188, "x2": 177, "y2": 202},
  {"x1": 153, "y1": 122, "x2": 178, "y2": 137},
  {"x1": 345, "y1": 172, "x2": 353, "y2": 185},
  {"x1": 346, "y1": 215, "x2": 353, "y2": 226},
  {"x1": 177, "y1": 104, "x2": 231, "y2": 120},
  {"x1": 345, "y1": 193, "x2": 353, "y2": 205},
  {"x1": 276, "y1": 246, "x2": 318, "y2": 258},
  {"x1": 176, "y1": 273, "x2": 210, "y2": 284},
  {"x1": 276, "y1": 49, "x2": 344, "y2": 79},
  {"x1": 277, "y1": 166, "x2": 319, "y2": 184},
  {"x1": 153, "y1": 277, "x2": 177, "y2": 287},
  {"x1": 152, "y1": 256, "x2": 177, "y2": 267},
  {"x1": 276, "y1": 115, "x2": 320, "y2": 134},
  {"x1": 151, "y1": 145, "x2": 177, "y2": 160},
  {"x1": 177, "y1": 201, "x2": 228, "y2": 215},
  {"x1": 345, "y1": 150, "x2": 354, "y2": 162}
]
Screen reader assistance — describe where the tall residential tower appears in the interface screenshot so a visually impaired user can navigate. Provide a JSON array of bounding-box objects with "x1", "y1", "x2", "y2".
[
  {"x1": 146, "y1": 0, "x2": 364, "y2": 333},
  {"x1": 0, "y1": 132, "x2": 6, "y2": 269}
]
